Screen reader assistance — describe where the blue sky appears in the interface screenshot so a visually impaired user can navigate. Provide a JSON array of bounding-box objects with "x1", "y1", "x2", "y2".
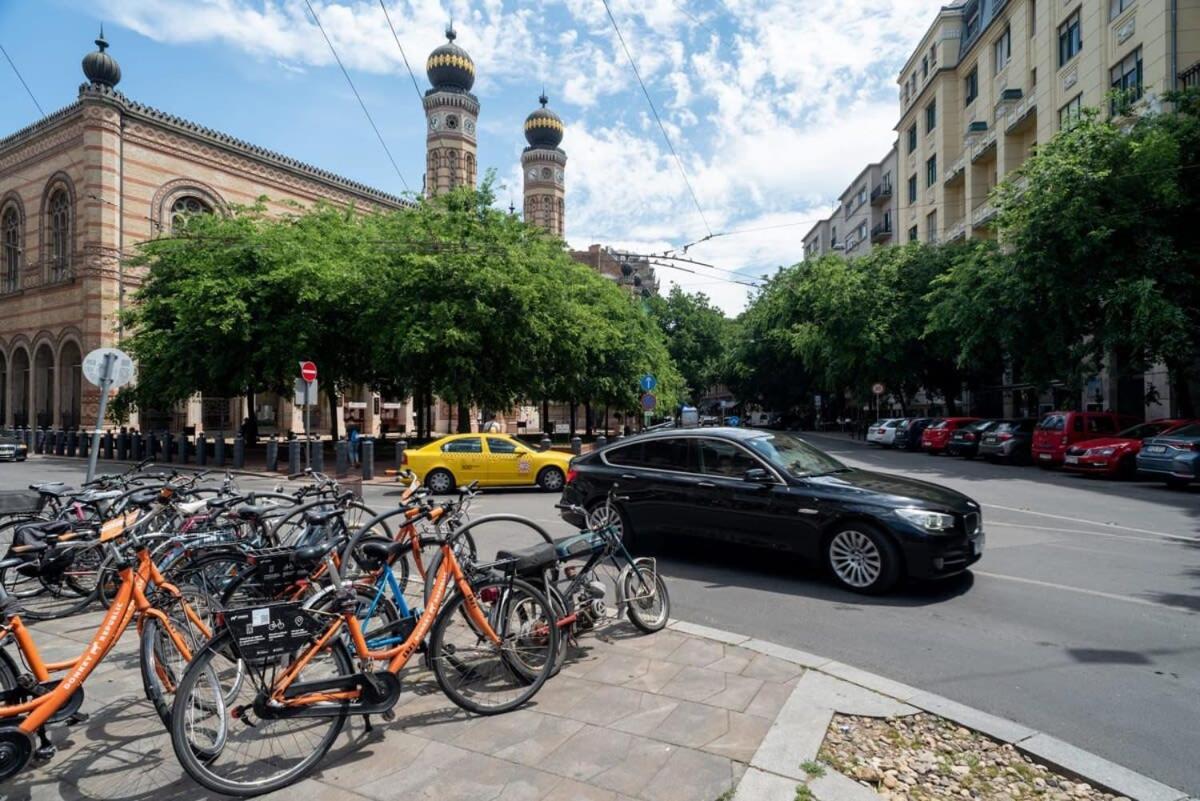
[{"x1": 0, "y1": 0, "x2": 945, "y2": 312}]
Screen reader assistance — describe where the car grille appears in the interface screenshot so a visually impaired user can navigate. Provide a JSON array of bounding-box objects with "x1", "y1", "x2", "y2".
[{"x1": 963, "y1": 512, "x2": 981, "y2": 537}]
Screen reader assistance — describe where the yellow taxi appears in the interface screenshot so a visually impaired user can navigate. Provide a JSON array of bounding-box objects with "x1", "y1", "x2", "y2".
[{"x1": 403, "y1": 433, "x2": 574, "y2": 493}]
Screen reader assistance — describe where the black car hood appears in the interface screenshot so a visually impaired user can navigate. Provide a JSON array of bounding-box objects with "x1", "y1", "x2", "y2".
[{"x1": 804, "y1": 468, "x2": 976, "y2": 512}]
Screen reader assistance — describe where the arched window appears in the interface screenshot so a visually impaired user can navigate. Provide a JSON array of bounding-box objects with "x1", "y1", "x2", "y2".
[
  {"x1": 2, "y1": 207, "x2": 19, "y2": 293},
  {"x1": 170, "y1": 196, "x2": 212, "y2": 233},
  {"x1": 48, "y1": 189, "x2": 70, "y2": 280}
]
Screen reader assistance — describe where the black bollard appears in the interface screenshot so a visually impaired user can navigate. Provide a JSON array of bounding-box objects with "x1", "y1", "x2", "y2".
[
  {"x1": 361, "y1": 438, "x2": 375, "y2": 480},
  {"x1": 596, "y1": 435, "x2": 608, "y2": 449},
  {"x1": 178, "y1": 435, "x2": 190, "y2": 464},
  {"x1": 214, "y1": 435, "x2": 225, "y2": 467},
  {"x1": 539, "y1": 435, "x2": 551, "y2": 452},
  {"x1": 55, "y1": 430, "x2": 66, "y2": 456},
  {"x1": 335, "y1": 440, "x2": 348, "y2": 477},
  {"x1": 311, "y1": 439, "x2": 324, "y2": 473},
  {"x1": 67, "y1": 429, "x2": 79, "y2": 457},
  {"x1": 33, "y1": 429, "x2": 43, "y2": 455},
  {"x1": 265, "y1": 436, "x2": 278, "y2": 472},
  {"x1": 288, "y1": 439, "x2": 301, "y2": 475},
  {"x1": 571, "y1": 436, "x2": 582, "y2": 456},
  {"x1": 103, "y1": 431, "x2": 114, "y2": 460},
  {"x1": 130, "y1": 431, "x2": 142, "y2": 461},
  {"x1": 395, "y1": 440, "x2": 407, "y2": 472},
  {"x1": 163, "y1": 432, "x2": 174, "y2": 463},
  {"x1": 78, "y1": 431, "x2": 89, "y2": 459},
  {"x1": 117, "y1": 431, "x2": 129, "y2": 460},
  {"x1": 196, "y1": 432, "x2": 208, "y2": 466},
  {"x1": 144, "y1": 431, "x2": 155, "y2": 460},
  {"x1": 233, "y1": 435, "x2": 245, "y2": 469}
]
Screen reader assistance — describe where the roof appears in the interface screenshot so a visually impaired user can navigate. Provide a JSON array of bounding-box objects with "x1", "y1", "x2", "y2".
[{"x1": 614, "y1": 426, "x2": 772, "y2": 444}]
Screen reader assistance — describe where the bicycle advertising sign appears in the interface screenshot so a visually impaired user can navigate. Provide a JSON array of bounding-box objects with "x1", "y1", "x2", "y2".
[{"x1": 225, "y1": 602, "x2": 322, "y2": 664}]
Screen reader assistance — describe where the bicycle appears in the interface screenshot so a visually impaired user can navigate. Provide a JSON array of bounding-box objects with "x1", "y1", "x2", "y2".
[{"x1": 168, "y1": 510, "x2": 559, "y2": 796}]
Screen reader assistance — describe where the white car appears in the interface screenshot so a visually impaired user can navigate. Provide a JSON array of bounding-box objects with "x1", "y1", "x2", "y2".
[{"x1": 868, "y1": 419, "x2": 903, "y2": 446}]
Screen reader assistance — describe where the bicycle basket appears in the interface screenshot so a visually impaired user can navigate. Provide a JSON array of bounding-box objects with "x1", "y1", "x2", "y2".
[
  {"x1": 245, "y1": 546, "x2": 323, "y2": 595},
  {"x1": 340, "y1": 477, "x2": 363, "y2": 499},
  {"x1": 222, "y1": 602, "x2": 323, "y2": 664},
  {"x1": 0, "y1": 491, "x2": 40, "y2": 516}
]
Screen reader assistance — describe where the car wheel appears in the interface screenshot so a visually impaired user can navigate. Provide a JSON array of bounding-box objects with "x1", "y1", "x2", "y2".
[
  {"x1": 425, "y1": 468, "x2": 456, "y2": 495},
  {"x1": 825, "y1": 523, "x2": 901, "y2": 595},
  {"x1": 536, "y1": 466, "x2": 565, "y2": 492},
  {"x1": 586, "y1": 499, "x2": 634, "y2": 550}
]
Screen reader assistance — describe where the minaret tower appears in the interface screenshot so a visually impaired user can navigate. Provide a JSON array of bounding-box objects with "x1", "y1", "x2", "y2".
[
  {"x1": 423, "y1": 25, "x2": 478, "y2": 196},
  {"x1": 521, "y1": 93, "x2": 566, "y2": 237}
]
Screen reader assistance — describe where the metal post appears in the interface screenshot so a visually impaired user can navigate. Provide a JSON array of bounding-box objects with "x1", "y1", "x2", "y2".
[
  {"x1": 78, "y1": 431, "x2": 88, "y2": 459},
  {"x1": 178, "y1": 434, "x2": 189, "y2": 464},
  {"x1": 102, "y1": 431, "x2": 114, "y2": 459},
  {"x1": 266, "y1": 436, "x2": 278, "y2": 472},
  {"x1": 288, "y1": 439, "x2": 301, "y2": 475},
  {"x1": 85, "y1": 353, "x2": 116, "y2": 482},
  {"x1": 214, "y1": 434, "x2": 226, "y2": 467},
  {"x1": 395, "y1": 440, "x2": 406, "y2": 472},
  {"x1": 163, "y1": 432, "x2": 174, "y2": 463},
  {"x1": 571, "y1": 436, "x2": 582, "y2": 455},
  {"x1": 335, "y1": 439, "x2": 348, "y2": 477},
  {"x1": 144, "y1": 431, "x2": 154, "y2": 460},
  {"x1": 55, "y1": 429, "x2": 65, "y2": 456},
  {"x1": 304, "y1": 382, "x2": 312, "y2": 469},
  {"x1": 117, "y1": 430, "x2": 128, "y2": 460},
  {"x1": 130, "y1": 430, "x2": 142, "y2": 461},
  {"x1": 540, "y1": 435, "x2": 551, "y2": 451},
  {"x1": 196, "y1": 432, "x2": 208, "y2": 466},
  {"x1": 233, "y1": 434, "x2": 245, "y2": 469},
  {"x1": 361, "y1": 438, "x2": 375, "y2": 480},
  {"x1": 311, "y1": 439, "x2": 324, "y2": 473}
]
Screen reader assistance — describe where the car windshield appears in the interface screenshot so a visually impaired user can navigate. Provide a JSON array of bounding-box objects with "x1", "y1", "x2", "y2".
[
  {"x1": 1118, "y1": 422, "x2": 1169, "y2": 439},
  {"x1": 745, "y1": 432, "x2": 846, "y2": 478},
  {"x1": 1037, "y1": 415, "x2": 1065, "y2": 431},
  {"x1": 1161, "y1": 423, "x2": 1200, "y2": 439},
  {"x1": 928, "y1": 420, "x2": 947, "y2": 430}
]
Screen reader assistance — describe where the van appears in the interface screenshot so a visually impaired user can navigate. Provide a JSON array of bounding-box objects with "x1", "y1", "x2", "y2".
[{"x1": 1031, "y1": 411, "x2": 1136, "y2": 467}]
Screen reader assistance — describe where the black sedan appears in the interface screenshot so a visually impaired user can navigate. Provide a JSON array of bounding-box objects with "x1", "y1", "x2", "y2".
[
  {"x1": 946, "y1": 420, "x2": 1000, "y2": 458},
  {"x1": 560, "y1": 428, "x2": 983, "y2": 594},
  {"x1": 893, "y1": 418, "x2": 934, "y2": 451}
]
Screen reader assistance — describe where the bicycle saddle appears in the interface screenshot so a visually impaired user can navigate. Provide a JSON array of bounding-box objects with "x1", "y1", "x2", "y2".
[
  {"x1": 494, "y1": 541, "x2": 559, "y2": 573},
  {"x1": 303, "y1": 507, "x2": 344, "y2": 526},
  {"x1": 125, "y1": 488, "x2": 162, "y2": 508},
  {"x1": 177, "y1": 499, "x2": 210, "y2": 516},
  {"x1": 232, "y1": 504, "x2": 272, "y2": 520},
  {"x1": 78, "y1": 489, "x2": 124, "y2": 504},
  {"x1": 291, "y1": 539, "x2": 338, "y2": 565},
  {"x1": 355, "y1": 537, "x2": 408, "y2": 569},
  {"x1": 29, "y1": 482, "x2": 70, "y2": 497}
]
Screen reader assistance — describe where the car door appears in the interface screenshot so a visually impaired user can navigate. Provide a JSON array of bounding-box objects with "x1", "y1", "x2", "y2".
[
  {"x1": 483, "y1": 436, "x2": 530, "y2": 485},
  {"x1": 440, "y1": 436, "x2": 486, "y2": 484},
  {"x1": 632, "y1": 437, "x2": 703, "y2": 535},
  {"x1": 692, "y1": 437, "x2": 786, "y2": 546}
]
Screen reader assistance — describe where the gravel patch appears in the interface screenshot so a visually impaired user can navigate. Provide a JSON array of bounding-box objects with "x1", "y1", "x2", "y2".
[{"x1": 818, "y1": 712, "x2": 1129, "y2": 801}]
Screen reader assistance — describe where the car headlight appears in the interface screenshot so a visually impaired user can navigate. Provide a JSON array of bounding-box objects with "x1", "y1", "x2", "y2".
[
  {"x1": 1089, "y1": 447, "x2": 1116, "y2": 456},
  {"x1": 896, "y1": 508, "x2": 956, "y2": 532}
]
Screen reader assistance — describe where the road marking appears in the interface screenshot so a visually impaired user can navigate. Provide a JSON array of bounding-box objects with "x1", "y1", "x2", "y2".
[
  {"x1": 988, "y1": 520, "x2": 1180, "y2": 545},
  {"x1": 983, "y1": 504, "x2": 1196, "y2": 542},
  {"x1": 973, "y1": 570, "x2": 1181, "y2": 611}
]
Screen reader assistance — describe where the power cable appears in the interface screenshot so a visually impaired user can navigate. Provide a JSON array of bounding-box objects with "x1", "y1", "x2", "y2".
[
  {"x1": 377, "y1": 0, "x2": 426, "y2": 106},
  {"x1": 0, "y1": 42, "x2": 46, "y2": 116},
  {"x1": 600, "y1": 0, "x2": 713, "y2": 238},
  {"x1": 303, "y1": 0, "x2": 410, "y2": 192}
]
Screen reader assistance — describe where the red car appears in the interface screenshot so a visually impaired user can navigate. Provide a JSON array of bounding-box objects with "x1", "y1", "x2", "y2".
[
  {"x1": 1031, "y1": 411, "x2": 1138, "y2": 467},
  {"x1": 921, "y1": 417, "x2": 980, "y2": 454},
  {"x1": 1063, "y1": 418, "x2": 1194, "y2": 477}
]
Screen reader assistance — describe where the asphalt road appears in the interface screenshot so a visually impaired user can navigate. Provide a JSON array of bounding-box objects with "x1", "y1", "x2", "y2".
[{"x1": 4, "y1": 441, "x2": 1198, "y2": 793}]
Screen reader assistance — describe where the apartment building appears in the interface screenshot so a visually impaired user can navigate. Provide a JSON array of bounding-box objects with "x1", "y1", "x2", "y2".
[
  {"x1": 802, "y1": 144, "x2": 898, "y2": 260},
  {"x1": 896, "y1": 0, "x2": 1200, "y2": 244}
]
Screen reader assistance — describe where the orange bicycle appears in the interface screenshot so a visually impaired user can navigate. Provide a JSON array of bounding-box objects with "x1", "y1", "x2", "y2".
[
  {"x1": 0, "y1": 494, "x2": 251, "y2": 782},
  {"x1": 168, "y1": 512, "x2": 558, "y2": 796}
]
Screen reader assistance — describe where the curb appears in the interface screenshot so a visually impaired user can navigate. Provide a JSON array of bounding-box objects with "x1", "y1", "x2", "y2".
[{"x1": 664, "y1": 620, "x2": 1191, "y2": 801}]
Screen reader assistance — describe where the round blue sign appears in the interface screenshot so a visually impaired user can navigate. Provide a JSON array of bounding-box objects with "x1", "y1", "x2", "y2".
[
  {"x1": 641, "y1": 392, "x2": 657, "y2": 411},
  {"x1": 640, "y1": 374, "x2": 657, "y2": 392}
]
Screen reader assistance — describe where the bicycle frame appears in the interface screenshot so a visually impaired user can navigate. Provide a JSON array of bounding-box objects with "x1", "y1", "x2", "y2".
[{"x1": 0, "y1": 545, "x2": 209, "y2": 735}]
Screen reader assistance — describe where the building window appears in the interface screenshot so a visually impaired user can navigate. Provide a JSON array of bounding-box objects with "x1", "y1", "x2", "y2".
[
  {"x1": 1110, "y1": 47, "x2": 1144, "y2": 113},
  {"x1": 907, "y1": 123, "x2": 918, "y2": 153},
  {"x1": 930, "y1": 43, "x2": 938, "y2": 69},
  {"x1": 1059, "y1": 94, "x2": 1083, "y2": 129},
  {"x1": 926, "y1": 155, "x2": 938, "y2": 187},
  {"x1": 965, "y1": 3, "x2": 981, "y2": 37},
  {"x1": 1058, "y1": 11, "x2": 1082, "y2": 67},
  {"x1": 48, "y1": 189, "x2": 70, "y2": 280},
  {"x1": 908, "y1": 174, "x2": 918, "y2": 203},
  {"x1": 1, "y1": 206, "x2": 18, "y2": 292},
  {"x1": 964, "y1": 66, "x2": 979, "y2": 105},
  {"x1": 926, "y1": 211, "x2": 938, "y2": 242},
  {"x1": 831, "y1": 226, "x2": 839, "y2": 247},
  {"x1": 1030, "y1": 67, "x2": 1037, "y2": 87},
  {"x1": 1110, "y1": 0, "x2": 1135, "y2": 19},
  {"x1": 922, "y1": 55, "x2": 929, "y2": 79},
  {"x1": 170, "y1": 196, "x2": 213, "y2": 233},
  {"x1": 908, "y1": 225, "x2": 919, "y2": 242},
  {"x1": 993, "y1": 26, "x2": 1011, "y2": 74},
  {"x1": 925, "y1": 100, "x2": 937, "y2": 133},
  {"x1": 1029, "y1": 0, "x2": 1036, "y2": 35}
]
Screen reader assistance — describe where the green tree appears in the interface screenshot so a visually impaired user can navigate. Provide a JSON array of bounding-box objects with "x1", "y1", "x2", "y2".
[{"x1": 646, "y1": 286, "x2": 730, "y2": 404}]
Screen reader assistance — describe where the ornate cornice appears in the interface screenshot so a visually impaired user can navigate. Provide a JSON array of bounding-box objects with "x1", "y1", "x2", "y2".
[
  {"x1": 521, "y1": 148, "x2": 567, "y2": 166},
  {"x1": 0, "y1": 102, "x2": 83, "y2": 156},
  {"x1": 422, "y1": 91, "x2": 480, "y2": 115}
]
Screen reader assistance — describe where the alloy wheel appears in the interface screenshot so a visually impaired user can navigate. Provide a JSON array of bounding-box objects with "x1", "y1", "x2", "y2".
[
  {"x1": 829, "y1": 529, "x2": 883, "y2": 589},
  {"x1": 539, "y1": 468, "x2": 564, "y2": 491},
  {"x1": 427, "y1": 470, "x2": 453, "y2": 494}
]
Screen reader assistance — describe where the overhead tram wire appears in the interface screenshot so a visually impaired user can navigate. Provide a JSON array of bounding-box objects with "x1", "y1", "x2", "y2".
[
  {"x1": 303, "y1": 0, "x2": 410, "y2": 192},
  {"x1": 377, "y1": 0, "x2": 426, "y2": 106},
  {"x1": 600, "y1": 0, "x2": 713, "y2": 239}
]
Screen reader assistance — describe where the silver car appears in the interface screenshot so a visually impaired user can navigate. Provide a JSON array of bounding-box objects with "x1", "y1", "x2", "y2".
[{"x1": 0, "y1": 436, "x2": 28, "y2": 462}]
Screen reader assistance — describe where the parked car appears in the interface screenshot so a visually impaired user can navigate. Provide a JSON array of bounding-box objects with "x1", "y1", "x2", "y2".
[
  {"x1": 1031, "y1": 411, "x2": 1136, "y2": 467},
  {"x1": 978, "y1": 419, "x2": 1037, "y2": 463},
  {"x1": 0, "y1": 434, "x2": 28, "y2": 462},
  {"x1": 402, "y1": 433, "x2": 572, "y2": 492},
  {"x1": 1063, "y1": 419, "x2": 1194, "y2": 478},
  {"x1": 921, "y1": 417, "x2": 980, "y2": 454},
  {"x1": 867, "y1": 419, "x2": 904, "y2": 446},
  {"x1": 946, "y1": 420, "x2": 1000, "y2": 459},
  {"x1": 893, "y1": 418, "x2": 935, "y2": 451},
  {"x1": 1135, "y1": 423, "x2": 1200, "y2": 488},
  {"x1": 560, "y1": 428, "x2": 984, "y2": 594}
]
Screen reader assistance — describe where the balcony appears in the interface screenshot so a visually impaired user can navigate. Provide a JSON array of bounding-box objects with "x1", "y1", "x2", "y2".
[
  {"x1": 1003, "y1": 96, "x2": 1037, "y2": 135},
  {"x1": 943, "y1": 155, "x2": 966, "y2": 186},
  {"x1": 870, "y1": 220, "x2": 893, "y2": 242},
  {"x1": 969, "y1": 127, "x2": 997, "y2": 164},
  {"x1": 971, "y1": 201, "x2": 997, "y2": 228},
  {"x1": 870, "y1": 182, "x2": 893, "y2": 205},
  {"x1": 947, "y1": 220, "x2": 967, "y2": 241}
]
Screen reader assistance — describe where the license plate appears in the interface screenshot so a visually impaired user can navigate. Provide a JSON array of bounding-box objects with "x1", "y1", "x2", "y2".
[
  {"x1": 1064, "y1": 455, "x2": 1079, "y2": 464},
  {"x1": 973, "y1": 538, "x2": 984, "y2": 556},
  {"x1": 1144, "y1": 445, "x2": 1166, "y2": 454},
  {"x1": 1038, "y1": 453, "x2": 1051, "y2": 460},
  {"x1": 983, "y1": 436, "x2": 995, "y2": 443}
]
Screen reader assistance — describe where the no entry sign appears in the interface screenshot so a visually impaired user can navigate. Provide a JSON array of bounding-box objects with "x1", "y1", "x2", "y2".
[{"x1": 299, "y1": 361, "x2": 318, "y2": 383}]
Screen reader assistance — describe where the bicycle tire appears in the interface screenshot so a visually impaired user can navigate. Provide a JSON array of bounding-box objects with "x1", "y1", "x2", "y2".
[
  {"x1": 428, "y1": 575, "x2": 557, "y2": 716},
  {"x1": 169, "y1": 628, "x2": 352, "y2": 797},
  {"x1": 623, "y1": 560, "x2": 670, "y2": 634}
]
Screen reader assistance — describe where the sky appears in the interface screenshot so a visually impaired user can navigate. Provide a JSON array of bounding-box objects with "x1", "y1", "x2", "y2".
[{"x1": 0, "y1": 0, "x2": 946, "y2": 314}]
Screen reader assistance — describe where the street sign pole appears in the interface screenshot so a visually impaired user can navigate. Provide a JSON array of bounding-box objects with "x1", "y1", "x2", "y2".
[
  {"x1": 305, "y1": 381, "x2": 312, "y2": 470},
  {"x1": 86, "y1": 353, "x2": 116, "y2": 483}
]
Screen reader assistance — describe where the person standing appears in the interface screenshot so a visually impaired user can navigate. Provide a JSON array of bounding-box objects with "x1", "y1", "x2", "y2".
[{"x1": 348, "y1": 426, "x2": 361, "y2": 466}]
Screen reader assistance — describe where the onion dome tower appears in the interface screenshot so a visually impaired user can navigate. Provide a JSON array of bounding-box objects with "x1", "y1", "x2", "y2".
[
  {"x1": 423, "y1": 25, "x2": 478, "y2": 196},
  {"x1": 81, "y1": 27, "x2": 121, "y2": 88},
  {"x1": 521, "y1": 93, "x2": 566, "y2": 237}
]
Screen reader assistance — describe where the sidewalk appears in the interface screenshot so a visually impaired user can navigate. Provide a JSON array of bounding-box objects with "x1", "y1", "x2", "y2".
[{"x1": 9, "y1": 611, "x2": 1191, "y2": 801}]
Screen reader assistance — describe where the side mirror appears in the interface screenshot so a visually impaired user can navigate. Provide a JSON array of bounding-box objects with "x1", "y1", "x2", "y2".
[
  {"x1": 513, "y1": 448, "x2": 529, "y2": 456},
  {"x1": 743, "y1": 467, "x2": 773, "y2": 483}
]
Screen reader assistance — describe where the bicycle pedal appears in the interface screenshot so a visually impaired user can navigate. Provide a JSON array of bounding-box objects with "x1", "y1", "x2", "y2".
[
  {"x1": 381, "y1": 709, "x2": 396, "y2": 722},
  {"x1": 65, "y1": 712, "x2": 89, "y2": 726}
]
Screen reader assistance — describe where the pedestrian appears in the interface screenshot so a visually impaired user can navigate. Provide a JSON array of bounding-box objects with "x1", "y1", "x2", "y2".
[
  {"x1": 348, "y1": 426, "x2": 360, "y2": 466},
  {"x1": 483, "y1": 416, "x2": 502, "y2": 433}
]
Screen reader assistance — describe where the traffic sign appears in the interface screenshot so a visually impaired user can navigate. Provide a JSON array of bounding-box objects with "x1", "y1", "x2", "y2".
[
  {"x1": 294, "y1": 378, "x2": 319, "y2": 406},
  {"x1": 641, "y1": 392, "x2": 657, "y2": 411},
  {"x1": 872, "y1": 382, "x2": 885, "y2": 396},
  {"x1": 82, "y1": 348, "x2": 134, "y2": 389},
  {"x1": 299, "y1": 361, "x2": 318, "y2": 383},
  {"x1": 639, "y1": 374, "x2": 657, "y2": 392}
]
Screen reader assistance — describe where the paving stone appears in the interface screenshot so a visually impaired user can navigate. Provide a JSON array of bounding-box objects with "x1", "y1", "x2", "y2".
[
  {"x1": 580, "y1": 652, "x2": 651, "y2": 685},
  {"x1": 639, "y1": 745, "x2": 738, "y2": 801},
  {"x1": 742, "y1": 638, "x2": 832, "y2": 669},
  {"x1": 741, "y1": 652, "x2": 805, "y2": 684},
  {"x1": 819, "y1": 661, "x2": 920, "y2": 702},
  {"x1": 905, "y1": 689, "x2": 1038, "y2": 743},
  {"x1": 588, "y1": 733, "x2": 679, "y2": 797},
  {"x1": 354, "y1": 741, "x2": 525, "y2": 801},
  {"x1": 620, "y1": 658, "x2": 687, "y2": 694},
  {"x1": 657, "y1": 665, "x2": 729, "y2": 703},
  {"x1": 525, "y1": 674, "x2": 597, "y2": 718},
  {"x1": 664, "y1": 637, "x2": 726, "y2": 668},
  {"x1": 743, "y1": 681, "x2": 794, "y2": 720},
  {"x1": 810, "y1": 769, "x2": 885, "y2": 801},
  {"x1": 489, "y1": 770, "x2": 564, "y2": 801},
  {"x1": 608, "y1": 691, "x2": 680, "y2": 737},
  {"x1": 537, "y1": 777, "x2": 621, "y2": 800},
  {"x1": 598, "y1": 625, "x2": 689, "y2": 660},
  {"x1": 487, "y1": 710, "x2": 587, "y2": 765},
  {"x1": 703, "y1": 672, "x2": 765, "y2": 713},
  {"x1": 792, "y1": 670, "x2": 918, "y2": 718},
  {"x1": 699, "y1": 710, "x2": 773, "y2": 763},
  {"x1": 749, "y1": 687, "x2": 834, "y2": 780},
  {"x1": 551, "y1": 683, "x2": 648, "y2": 727},
  {"x1": 648, "y1": 699, "x2": 730, "y2": 748},
  {"x1": 732, "y1": 767, "x2": 800, "y2": 801},
  {"x1": 705, "y1": 645, "x2": 758, "y2": 676},
  {"x1": 317, "y1": 730, "x2": 434, "y2": 788},
  {"x1": 667, "y1": 620, "x2": 749, "y2": 646}
]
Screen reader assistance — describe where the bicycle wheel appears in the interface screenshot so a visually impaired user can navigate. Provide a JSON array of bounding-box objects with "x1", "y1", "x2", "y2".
[
  {"x1": 169, "y1": 629, "x2": 352, "y2": 796},
  {"x1": 304, "y1": 582, "x2": 402, "y2": 651},
  {"x1": 2, "y1": 552, "x2": 98, "y2": 621},
  {"x1": 623, "y1": 559, "x2": 670, "y2": 633},
  {"x1": 428, "y1": 575, "x2": 557, "y2": 715}
]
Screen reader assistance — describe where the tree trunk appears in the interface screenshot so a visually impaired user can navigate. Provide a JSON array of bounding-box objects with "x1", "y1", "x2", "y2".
[
  {"x1": 542, "y1": 399, "x2": 550, "y2": 435},
  {"x1": 584, "y1": 402, "x2": 593, "y2": 437},
  {"x1": 244, "y1": 389, "x2": 258, "y2": 444},
  {"x1": 456, "y1": 402, "x2": 471, "y2": 433},
  {"x1": 327, "y1": 391, "x2": 339, "y2": 442},
  {"x1": 568, "y1": 401, "x2": 577, "y2": 437},
  {"x1": 942, "y1": 384, "x2": 959, "y2": 416},
  {"x1": 1169, "y1": 361, "x2": 1196, "y2": 417}
]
